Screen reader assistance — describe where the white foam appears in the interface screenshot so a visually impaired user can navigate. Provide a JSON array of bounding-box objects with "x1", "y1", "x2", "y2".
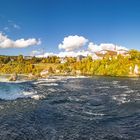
[
  {"x1": 112, "y1": 95, "x2": 130, "y2": 104},
  {"x1": 68, "y1": 97, "x2": 82, "y2": 102},
  {"x1": 34, "y1": 76, "x2": 89, "y2": 84},
  {"x1": 115, "y1": 85, "x2": 129, "y2": 89},
  {"x1": 39, "y1": 83, "x2": 58, "y2": 86},
  {"x1": 0, "y1": 105, "x2": 4, "y2": 110},
  {"x1": 0, "y1": 82, "x2": 39, "y2": 100},
  {"x1": 112, "y1": 81, "x2": 119, "y2": 85},
  {"x1": 83, "y1": 111, "x2": 105, "y2": 116},
  {"x1": 48, "y1": 88, "x2": 56, "y2": 92},
  {"x1": 31, "y1": 95, "x2": 45, "y2": 100},
  {"x1": 33, "y1": 78, "x2": 60, "y2": 84},
  {"x1": 124, "y1": 90, "x2": 135, "y2": 94},
  {"x1": 0, "y1": 90, "x2": 37, "y2": 100},
  {"x1": 96, "y1": 86, "x2": 110, "y2": 89}
]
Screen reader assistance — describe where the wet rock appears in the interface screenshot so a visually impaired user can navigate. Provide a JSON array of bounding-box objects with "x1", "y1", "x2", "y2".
[{"x1": 9, "y1": 73, "x2": 17, "y2": 81}]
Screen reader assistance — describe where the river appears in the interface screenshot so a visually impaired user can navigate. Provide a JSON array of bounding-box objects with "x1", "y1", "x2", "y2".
[{"x1": 0, "y1": 76, "x2": 140, "y2": 140}]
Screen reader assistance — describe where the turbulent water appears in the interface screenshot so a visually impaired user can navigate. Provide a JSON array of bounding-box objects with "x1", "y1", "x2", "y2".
[{"x1": 0, "y1": 76, "x2": 140, "y2": 140}]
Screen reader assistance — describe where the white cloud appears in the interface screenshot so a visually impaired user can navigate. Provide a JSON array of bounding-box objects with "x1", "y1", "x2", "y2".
[
  {"x1": 31, "y1": 49, "x2": 44, "y2": 56},
  {"x1": 88, "y1": 42, "x2": 128, "y2": 52},
  {"x1": 3, "y1": 27, "x2": 9, "y2": 31},
  {"x1": 57, "y1": 51, "x2": 76, "y2": 57},
  {"x1": 88, "y1": 42, "x2": 102, "y2": 52},
  {"x1": 37, "y1": 52, "x2": 56, "y2": 58},
  {"x1": 58, "y1": 35, "x2": 88, "y2": 51},
  {"x1": 7, "y1": 20, "x2": 21, "y2": 30},
  {"x1": 0, "y1": 33, "x2": 41, "y2": 48},
  {"x1": 36, "y1": 50, "x2": 91, "y2": 58},
  {"x1": 32, "y1": 35, "x2": 129, "y2": 59},
  {"x1": 116, "y1": 46, "x2": 129, "y2": 51},
  {"x1": 100, "y1": 43, "x2": 116, "y2": 51},
  {"x1": 14, "y1": 38, "x2": 41, "y2": 48},
  {"x1": 13, "y1": 24, "x2": 20, "y2": 29}
]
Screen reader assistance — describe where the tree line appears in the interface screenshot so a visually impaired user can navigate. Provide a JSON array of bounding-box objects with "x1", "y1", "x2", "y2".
[{"x1": 0, "y1": 49, "x2": 140, "y2": 77}]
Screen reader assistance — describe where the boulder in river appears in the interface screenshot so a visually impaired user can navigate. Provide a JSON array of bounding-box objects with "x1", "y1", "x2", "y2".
[{"x1": 9, "y1": 73, "x2": 18, "y2": 81}]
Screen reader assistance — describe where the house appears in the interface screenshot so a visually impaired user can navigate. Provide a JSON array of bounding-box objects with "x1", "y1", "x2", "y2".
[
  {"x1": 117, "y1": 49, "x2": 129, "y2": 57},
  {"x1": 75, "y1": 70, "x2": 81, "y2": 75},
  {"x1": 40, "y1": 70, "x2": 49, "y2": 77},
  {"x1": 117, "y1": 49, "x2": 128, "y2": 55},
  {"x1": 10, "y1": 58, "x2": 15, "y2": 62},
  {"x1": 60, "y1": 57, "x2": 67, "y2": 64},
  {"x1": 95, "y1": 50, "x2": 108, "y2": 58},
  {"x1": 55, "y1": 69, "x2": 60, "y2": 73},
  {"x1": 94, "y1": 48, "x2": 129, "y2": 59}
]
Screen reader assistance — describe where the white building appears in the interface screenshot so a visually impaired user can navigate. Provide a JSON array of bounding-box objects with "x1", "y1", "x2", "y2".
[
  {"x1": 60, "y1": 57, "x2": 67, "y2": 64},
  {"x1": 40, "y1": 70, "x2": 49, "y2": 77}
]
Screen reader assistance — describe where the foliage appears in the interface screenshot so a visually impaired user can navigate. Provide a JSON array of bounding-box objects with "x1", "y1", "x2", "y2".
[{"x1": 0, "y1": 49, "x2": 140, "y2": 77}]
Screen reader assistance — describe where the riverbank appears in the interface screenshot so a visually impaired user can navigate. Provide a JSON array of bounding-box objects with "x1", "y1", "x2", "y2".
[
  {"x1": 0, "y1": 73, "x2": 139, "y2": 83},
  {"x1": 0, "y1": 52, "x2": 140, "y2": 79}
]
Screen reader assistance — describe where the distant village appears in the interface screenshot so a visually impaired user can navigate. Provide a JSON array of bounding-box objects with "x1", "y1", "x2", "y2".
[
  {"x1": 36, "y1": 47, "x2": 140, "y2": 78},
  {"x1": 59, "y1": 47, "x2": 129, "y2": 63}
]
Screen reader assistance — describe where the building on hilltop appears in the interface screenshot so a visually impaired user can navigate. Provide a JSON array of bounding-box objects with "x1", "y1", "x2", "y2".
[
  {"x1": 94, "y1": 48, "x2": 129, "y2": 59},
  {"x1": 76, "y1": 55, "x2": 85, "y2": 62}
]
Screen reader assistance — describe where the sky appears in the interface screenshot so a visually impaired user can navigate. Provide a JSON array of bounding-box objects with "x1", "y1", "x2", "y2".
[{"x1": 0, "y1": 0, "x2": 140, "y2": 56}]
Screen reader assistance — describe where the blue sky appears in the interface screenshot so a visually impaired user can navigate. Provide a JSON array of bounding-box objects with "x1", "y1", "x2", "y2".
[{"x1": 0, "y1": 0, "x2": 140, "y2": 56}]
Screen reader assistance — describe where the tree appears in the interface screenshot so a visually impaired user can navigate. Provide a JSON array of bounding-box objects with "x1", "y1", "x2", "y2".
[
  {"x1": 129, "y1": 49, "x2": 140, "y2": 60},
  {"x1": 17, "y1": 55, "x2": 24, "y2": 63},
  {"x1": 48, "y1": 66, "x2": 53, "y2": 73}
]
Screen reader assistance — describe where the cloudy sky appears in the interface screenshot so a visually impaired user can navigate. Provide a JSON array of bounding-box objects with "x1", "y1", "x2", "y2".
[{"x1": 0, "y1": 0, "x2": 140, "y2": 56}]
